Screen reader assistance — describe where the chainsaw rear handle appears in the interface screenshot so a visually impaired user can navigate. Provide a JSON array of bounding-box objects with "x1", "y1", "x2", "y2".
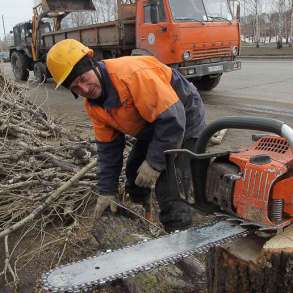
[{"x1": 195, "y1": 116, "x2": 293, "y2": 153}]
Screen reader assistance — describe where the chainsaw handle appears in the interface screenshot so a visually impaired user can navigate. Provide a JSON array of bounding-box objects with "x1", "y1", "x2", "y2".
[{"x1": 195, "y1": 116, "x2": 293, "y2": 153}]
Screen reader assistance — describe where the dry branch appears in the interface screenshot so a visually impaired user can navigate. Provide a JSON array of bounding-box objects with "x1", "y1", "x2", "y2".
[
  {"x1": 0, "y1": 70, "x2": 103, "y2": 291},
  {"x1": 0, "y1": 72, "x2": 97, "y2": 236},
  {"x1": 0, "y1": 160, "x2": 96, "y2": 239}
]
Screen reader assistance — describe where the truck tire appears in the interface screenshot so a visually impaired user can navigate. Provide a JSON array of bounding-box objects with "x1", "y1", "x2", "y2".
[
  {"x1": 11, "y1": 52, "x2": 29, "y2": 81},
  {"x1": 192, "y1": 74, "x2": 222, "y2": 91},
  {"x1": 34, "y1": 62, "x2": 47, "y2": 83}
]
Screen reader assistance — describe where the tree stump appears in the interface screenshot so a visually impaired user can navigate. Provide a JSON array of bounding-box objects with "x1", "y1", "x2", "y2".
[{"x1": 207, "y1": 225, "x2": 293, "y2": 293}]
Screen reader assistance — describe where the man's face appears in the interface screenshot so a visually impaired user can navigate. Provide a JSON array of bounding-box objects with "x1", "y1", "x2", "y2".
[{"x1": 69, "y1": 69, "x2": 102, "y2": 100}]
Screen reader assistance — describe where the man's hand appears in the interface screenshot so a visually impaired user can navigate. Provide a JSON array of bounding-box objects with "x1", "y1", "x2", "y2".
[
  {"x1": 135, "y1": 160, "x2": 160, "y2": 189},
  {"x1": 94, "y1": 194, "x2": 118, "y2": 220}
]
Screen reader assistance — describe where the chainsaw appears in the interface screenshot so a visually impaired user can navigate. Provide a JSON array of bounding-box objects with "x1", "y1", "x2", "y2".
[{"x1": 42, "y1": 116, "x2": 293, "y2": 292}]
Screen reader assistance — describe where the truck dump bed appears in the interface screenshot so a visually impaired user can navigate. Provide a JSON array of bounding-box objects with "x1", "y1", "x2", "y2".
[{"x1": 41, "y1": 19, "x2": 136, "y2": 53}]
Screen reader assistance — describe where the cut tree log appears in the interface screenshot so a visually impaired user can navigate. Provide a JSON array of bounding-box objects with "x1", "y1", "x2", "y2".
[{"x1": 207, "y1": 226, "x2": 293, "y2": 293}]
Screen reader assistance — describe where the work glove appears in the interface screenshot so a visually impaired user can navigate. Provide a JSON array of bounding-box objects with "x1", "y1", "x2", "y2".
[
  {"x1": 135, "y1": 160, "x2": 160, "y2": 189},
  {"x1": 94, "y1": 194, "x2": 118, "y2": 220}
]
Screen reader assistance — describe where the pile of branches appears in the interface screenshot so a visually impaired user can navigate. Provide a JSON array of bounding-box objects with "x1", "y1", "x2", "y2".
[
  {"x1": 0, "y1": 72, "x2": 97, "y2": 238},
  {"x1": 0, "y1": 72, "x2": 139, "y2": 290}
]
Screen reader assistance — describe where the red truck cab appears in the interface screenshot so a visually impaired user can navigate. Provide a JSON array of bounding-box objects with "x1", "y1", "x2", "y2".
[{"x1": 135, "y1": 0, "x2": 241, "y2": 90}]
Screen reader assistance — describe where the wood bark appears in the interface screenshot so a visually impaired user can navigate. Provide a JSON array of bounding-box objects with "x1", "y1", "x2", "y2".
[{"x1": 207, "y1": 226, "x2": 293, "y2": 293}]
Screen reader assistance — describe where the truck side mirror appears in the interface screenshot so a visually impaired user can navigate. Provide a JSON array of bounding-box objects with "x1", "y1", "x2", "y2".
[{"x1": 150, "y1": 1, "x2": 159, "y2": 24}]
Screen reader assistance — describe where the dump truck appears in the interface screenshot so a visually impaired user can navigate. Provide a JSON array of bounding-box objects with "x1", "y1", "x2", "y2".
[{"x1": 9, "y1": 0, "x2": 241, "y2": 90}]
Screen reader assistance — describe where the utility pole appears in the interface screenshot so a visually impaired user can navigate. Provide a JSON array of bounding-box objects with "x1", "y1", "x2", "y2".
[{"x1": 2, "y1": 15, "x2": 6, "y2": 42}]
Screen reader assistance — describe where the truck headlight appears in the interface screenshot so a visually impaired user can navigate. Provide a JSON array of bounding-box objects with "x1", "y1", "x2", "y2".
[
  {"x1": 182, "y1": 50, "x2": 191, "y2": 61},
  {"x1": 232, "y1": 46, "x2": 239, "y2": 56}
]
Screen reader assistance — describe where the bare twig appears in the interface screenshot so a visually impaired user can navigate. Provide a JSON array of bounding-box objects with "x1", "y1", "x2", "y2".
[
  {"x1": 0, "y1": 160, "x2": 96, "y2": 239},
  {"x1": 4, "y1": 236, "x2": 18, "y2": 284}
]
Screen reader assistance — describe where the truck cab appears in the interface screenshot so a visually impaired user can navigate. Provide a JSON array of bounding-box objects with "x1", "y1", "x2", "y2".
[
  {"x1": 9, "y1": 22, "x2": 33, "y2": 81},
  {"x1": 10, "y1": 20, "x2": 52, "y2": 81},
  {"x1": 135, "y1": 0, "x2": 240, "y2": 90}
]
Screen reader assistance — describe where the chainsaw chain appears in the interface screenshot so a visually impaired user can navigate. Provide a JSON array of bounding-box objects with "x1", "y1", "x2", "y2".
[{"x1": 42, "y1": 220, "x2": 248, "y2": 292}]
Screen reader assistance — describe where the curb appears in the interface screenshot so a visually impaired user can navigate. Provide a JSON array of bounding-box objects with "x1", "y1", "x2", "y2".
[{"x1": 240, "y1": 55, "x2": 293, "y2": 60}]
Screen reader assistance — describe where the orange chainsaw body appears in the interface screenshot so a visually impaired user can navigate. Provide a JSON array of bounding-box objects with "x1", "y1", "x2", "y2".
[
  {"x1": 167, "y1": 117, "x2": 293, "y2": 229},
  {"x1": 229, "y1": 136, "x2": 293, "y2": 226}
]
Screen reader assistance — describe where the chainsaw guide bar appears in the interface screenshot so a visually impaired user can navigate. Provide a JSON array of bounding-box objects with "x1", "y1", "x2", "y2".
[{"x1": 42, "y1": 221, "x2": 248, "y2": 292}]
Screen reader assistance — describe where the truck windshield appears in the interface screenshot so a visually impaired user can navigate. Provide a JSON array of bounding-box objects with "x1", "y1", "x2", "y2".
[
  {"x1": 169, "y1": 0, "x2": 206, "y2": 22},
  {"x1": 169, "y1": 0, "x2": 232, "y2": 22},
  {"x1": 203, "y1": 0, "x2": 232, "y2": 21}
]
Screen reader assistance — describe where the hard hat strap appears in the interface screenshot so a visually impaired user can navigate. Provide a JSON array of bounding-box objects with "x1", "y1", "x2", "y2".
[{"x1": 89, "y1": 58, "x2": 104, "y2": 90}]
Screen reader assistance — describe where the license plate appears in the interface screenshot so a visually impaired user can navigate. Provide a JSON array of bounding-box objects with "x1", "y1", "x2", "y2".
[{"x1": 208, "y1": 65, "x2": 223, "y2": 73}]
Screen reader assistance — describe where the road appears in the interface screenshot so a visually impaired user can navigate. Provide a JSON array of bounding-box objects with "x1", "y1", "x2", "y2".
[
  {"x1": 204, "y1": 59, "x2": 293, "y2": 117},
  {"x1": 1, "y1": 59, "x2": 293, "y2": 132}
]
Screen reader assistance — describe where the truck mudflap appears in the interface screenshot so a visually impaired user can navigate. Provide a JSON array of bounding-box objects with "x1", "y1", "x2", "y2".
[{"x1": 178, "y1": 60, "x2": 241, "y2": 79}]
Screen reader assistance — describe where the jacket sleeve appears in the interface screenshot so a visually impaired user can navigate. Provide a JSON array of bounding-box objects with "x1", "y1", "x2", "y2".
[
  {"x1": 125, "y1": 68, "x2": 186, "y2": 171},
  {"x1": 171, "y1": 69, "x2": 206, "y2": 139},
  {"x1": 96, "y1": 133, "x2": 125, "y2": 194},
  {"x1": 146, "y1": 101, "x2": 185, "y2": 170}
]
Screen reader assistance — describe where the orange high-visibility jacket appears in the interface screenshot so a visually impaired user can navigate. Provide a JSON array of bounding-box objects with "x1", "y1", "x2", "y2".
[
  {"x1": 84, "y1": 56, "x2": 206, "y2": 193},
  {"x1": 84, "y1": 56, "x2": 179, "y2": 142}
]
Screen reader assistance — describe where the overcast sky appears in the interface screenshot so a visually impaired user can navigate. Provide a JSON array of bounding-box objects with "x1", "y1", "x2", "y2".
[{"x1": 0, "y1": 0, "x2": 33, "y2": 39}]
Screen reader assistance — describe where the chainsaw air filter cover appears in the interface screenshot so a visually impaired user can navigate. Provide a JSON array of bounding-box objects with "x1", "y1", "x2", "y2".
[{"x1": 205, "y1": 161, "x2": 240, "y2": 214}]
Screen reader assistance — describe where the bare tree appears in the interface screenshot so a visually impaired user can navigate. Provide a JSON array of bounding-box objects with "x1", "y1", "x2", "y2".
[
  {"x1": 289, "y1": 0, "x2": 293, "y2": 46},
  {"x1": 241, "y1": 0, "x2": 262, "y2": 47},
  {"x1": 91, "y1": 0, "x2": 117, "y2": 23},
  {"x1": 274, "y1": 0, "x2": 286, "y2": 48},
  {"x1": 61, "y1": 0, "x2": 118, "y2": 28},
  {"x1": 240, "y1": 0, "x2": 293, "y2": 47},
  {"x1": 70, "y1": 12, "x2": 92, "y2": 27}
]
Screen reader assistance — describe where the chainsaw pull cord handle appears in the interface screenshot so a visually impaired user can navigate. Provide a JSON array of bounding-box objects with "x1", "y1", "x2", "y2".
[
  {"x1": 195, "y1": 116, "x2": 293, "y2": 153},
  {"x1": 282, "y1": 124, "x2": 293, "y2": 149}
]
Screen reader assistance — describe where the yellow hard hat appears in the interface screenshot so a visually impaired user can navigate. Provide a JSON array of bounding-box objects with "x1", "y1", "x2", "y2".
[{"x1": 47, "y1": 39, "x2": 93, "y2": 88}]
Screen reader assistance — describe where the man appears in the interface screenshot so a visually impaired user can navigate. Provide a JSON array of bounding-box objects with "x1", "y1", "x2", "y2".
[{"x1": 47, "y1": 39, "x2": 206, "y2": 232}]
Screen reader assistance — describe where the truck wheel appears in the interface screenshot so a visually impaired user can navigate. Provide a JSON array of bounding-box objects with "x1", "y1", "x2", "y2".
[
  {"x1": 34, "y1": 62, "x2": 47, "y2": 83},
  {"x1": 192, "y1": 74, "x2": 222, "y2": 91},
  {"x1": 11, "y1": 52, "x2": 29, "y2": 81}
]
